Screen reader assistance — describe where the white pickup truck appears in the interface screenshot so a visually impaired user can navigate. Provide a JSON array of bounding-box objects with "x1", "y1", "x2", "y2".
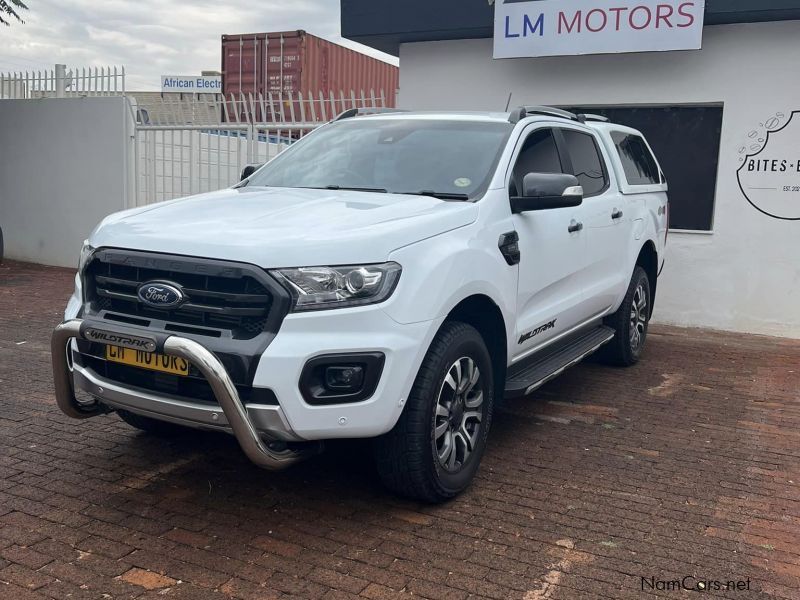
[{"x1": 52, "y1": 106, "x2": 668, "y2": 502}]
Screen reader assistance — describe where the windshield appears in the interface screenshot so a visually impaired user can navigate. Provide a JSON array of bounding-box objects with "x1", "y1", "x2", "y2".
[{"x1": 247, "y1": 118, "x2": 513, "y2": 199}]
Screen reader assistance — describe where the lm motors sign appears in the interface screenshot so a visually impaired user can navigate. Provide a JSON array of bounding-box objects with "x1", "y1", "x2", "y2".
[{"x1": 494, "y1": 0, "x2": 706, "y2": 58}]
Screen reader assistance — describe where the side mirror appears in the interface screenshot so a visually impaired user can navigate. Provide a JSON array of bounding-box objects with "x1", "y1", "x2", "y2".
[
  {"x1": 511, "y1": 173, "x2": 583, "y2": 213},
  {"x1": 240, "y1": 163, "x2": 264, "y2": 182}
]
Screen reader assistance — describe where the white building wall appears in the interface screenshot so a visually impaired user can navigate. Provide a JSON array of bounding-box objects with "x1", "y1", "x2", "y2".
[
  {"x1": 0, "y1": 97, "x2": 133, "y2": 267},
  {"x1": 398, "y1": 21, "x2": 800, "y2": 338}
]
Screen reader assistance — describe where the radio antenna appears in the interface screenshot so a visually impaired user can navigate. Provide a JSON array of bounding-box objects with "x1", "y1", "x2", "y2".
[{"x1": 504, "y1": 92, "x2": 513, "y2": 112}]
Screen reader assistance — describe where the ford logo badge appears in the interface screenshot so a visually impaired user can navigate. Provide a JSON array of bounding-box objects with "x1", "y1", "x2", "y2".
[{"x1": 137, "y1": 281, "x2": 185, "y2": 309}]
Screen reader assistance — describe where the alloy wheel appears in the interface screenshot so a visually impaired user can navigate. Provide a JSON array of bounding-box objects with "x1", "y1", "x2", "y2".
[
  {"x1": 434, "y1": 356, "x2": 484, "y2": 473},
  {"x1": 630, "y1": 282, "x2": 648, "y2": 350}
]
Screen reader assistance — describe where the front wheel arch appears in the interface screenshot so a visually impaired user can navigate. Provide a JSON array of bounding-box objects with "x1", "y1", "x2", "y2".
[{"x1": 444, "y1": 294, "x2": 508, "y2": 407}]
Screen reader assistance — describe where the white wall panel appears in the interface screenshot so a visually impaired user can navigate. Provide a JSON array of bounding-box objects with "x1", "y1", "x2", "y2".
[{"x1": 398, "y1": 21, "x2": 800, "y2": 337}]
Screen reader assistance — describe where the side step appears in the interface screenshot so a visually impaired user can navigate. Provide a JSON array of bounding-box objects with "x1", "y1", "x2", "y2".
[{"x1": 505, "y1": 325, "x2": 615, "y2": 398}]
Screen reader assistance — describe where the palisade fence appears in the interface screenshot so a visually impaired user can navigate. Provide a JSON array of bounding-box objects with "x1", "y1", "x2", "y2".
[
  {"x1": 0, "y1": 63, "x2": 392, "y2": 208},
  {"x1": 0, "y1": 65, "x2": 125, "y2": 98}
]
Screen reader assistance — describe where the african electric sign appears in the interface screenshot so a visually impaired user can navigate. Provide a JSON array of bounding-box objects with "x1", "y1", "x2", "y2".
[{"x1": 494, "y1": 0, "x2": 706, "y2": 59}]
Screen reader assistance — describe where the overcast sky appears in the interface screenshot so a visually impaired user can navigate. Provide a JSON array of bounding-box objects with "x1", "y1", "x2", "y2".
[{"x1": 1, "y1": 0, "x2": 397, "y2": 90}]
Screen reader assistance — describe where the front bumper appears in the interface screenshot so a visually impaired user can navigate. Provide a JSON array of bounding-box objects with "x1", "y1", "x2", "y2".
[
  {"x1": 250, "y1": 307, "x2": 442, "y2": 440},
  {"x1": 70, "y1": 363, "x2": 298, "y2": 440},
  {"x1": 52, "y1": 319, "x2": 316, "y2": 470},
  {"x1": 53, "y1": 308, "x2": 441, "y2": 467}
]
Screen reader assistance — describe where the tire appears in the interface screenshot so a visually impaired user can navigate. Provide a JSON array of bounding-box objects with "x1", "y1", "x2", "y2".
[
  {"x1": 600, "y1": 266, "x2": 651, "y2": 367},
  {"x1": 117, "y1": 409, "x2": 186, "y2": 436},
  {"x1": 374, "y1": 321, "x2": 494, "y2": 503}
]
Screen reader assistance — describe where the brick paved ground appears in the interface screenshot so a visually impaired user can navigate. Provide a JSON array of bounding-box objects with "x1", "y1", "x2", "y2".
[{"x1": 1, "y1": 259, "x2": 799, "y2": 600}]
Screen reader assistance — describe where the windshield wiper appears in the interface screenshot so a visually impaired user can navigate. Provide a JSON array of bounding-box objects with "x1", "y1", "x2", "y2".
[
  {"x1": 320, "y1": 185, "x2": 388, "y2": 193},
  {"x1": 406, "y1": 190, "x2": 470, "y2": 201}
]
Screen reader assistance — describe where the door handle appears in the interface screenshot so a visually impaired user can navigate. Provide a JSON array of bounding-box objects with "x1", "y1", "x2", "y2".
[
  {"x1": 612, "y1": 209, "x2": 624, "y2": 220},
  {"x1": 568, "y1": 220, "x2": 583, "y2": 233}
]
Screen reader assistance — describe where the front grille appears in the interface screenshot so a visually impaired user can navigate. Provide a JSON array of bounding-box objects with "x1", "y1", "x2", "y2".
[
  {"x1": 84, "y1": 251, "x2": 274, "y2": 340},
  {"x1": 79, "y1": 249, "x2": 292, "y2": 400}
]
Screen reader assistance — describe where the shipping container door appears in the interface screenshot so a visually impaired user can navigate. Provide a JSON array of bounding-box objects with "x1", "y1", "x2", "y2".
[{"x1": 222, "y1": 35, "x2": 264, "y2": 121}]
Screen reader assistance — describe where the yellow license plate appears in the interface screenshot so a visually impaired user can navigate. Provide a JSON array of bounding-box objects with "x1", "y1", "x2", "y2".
[{"x1": 106, "y1": 345, "x2": 190, "y2": 376}]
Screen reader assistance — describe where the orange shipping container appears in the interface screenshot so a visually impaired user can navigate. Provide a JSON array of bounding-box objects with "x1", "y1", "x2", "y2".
[{"x1": 221, "y1": 30, "x2": 398, "y2": 108}]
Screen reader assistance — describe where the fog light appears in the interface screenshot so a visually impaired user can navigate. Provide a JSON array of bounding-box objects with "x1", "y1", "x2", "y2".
[
  {"x1": 299, "y1": 353, "x2": 385, "y2": 405},
  {"x1": 324, "y1": 365, "x2": 364, "y2": 392}
]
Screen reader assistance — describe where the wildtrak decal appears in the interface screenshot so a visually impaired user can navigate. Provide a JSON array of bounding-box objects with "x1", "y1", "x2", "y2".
[
  {"x1": 518, "y1": 319, "x2": 557, "y2": 344},
  {"x1": 83, "y1": 328, "x2": 157, "y2": 353}
]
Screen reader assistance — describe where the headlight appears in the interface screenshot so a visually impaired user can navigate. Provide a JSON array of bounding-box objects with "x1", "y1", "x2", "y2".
[
  {"x1": 78, "y1": 241, "x2": 95, "y2": 272},
  {"x1": 271, "y1": 262, "x2": 401, "y2": 312}
]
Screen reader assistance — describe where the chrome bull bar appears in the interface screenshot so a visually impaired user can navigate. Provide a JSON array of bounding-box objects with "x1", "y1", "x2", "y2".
[{"x1": 51, "y1": 319, "x2": 315, "y2": 470}]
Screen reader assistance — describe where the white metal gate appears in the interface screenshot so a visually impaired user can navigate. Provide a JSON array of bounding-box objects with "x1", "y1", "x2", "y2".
[
  {"x1": 0, "y1": 64, "x2": 392, "y2": 208},
  {"x1": 131, "y1": 91, "x2": 388, "y2": 207}
]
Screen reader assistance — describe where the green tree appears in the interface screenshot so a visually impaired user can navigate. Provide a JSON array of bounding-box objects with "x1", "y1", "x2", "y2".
[{"x1": 1, "y1": 0, "x2": 28, "y2": 26}]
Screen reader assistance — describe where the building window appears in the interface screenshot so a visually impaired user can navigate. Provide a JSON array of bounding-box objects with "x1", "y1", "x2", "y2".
[{"x1": 568, "y1": 105, "x2": 723, "y2": 231}]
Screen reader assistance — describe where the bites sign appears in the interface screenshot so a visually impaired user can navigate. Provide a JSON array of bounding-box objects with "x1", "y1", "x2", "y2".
[
  {"x1": 737, "y1": 111, "x2": 800, "y2": 221},
  {"x1": 494, "y1": 0, "x2": 706, "y2": 58}
]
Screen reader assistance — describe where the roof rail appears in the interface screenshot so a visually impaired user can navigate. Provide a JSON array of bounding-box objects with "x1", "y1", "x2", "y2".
[
  {"x1": 509, "y1": 105, "x2": 580, "y2": 124},
  {"x1": 578, "y1": 113, "x2": 610, "y2": 123},
  {"x1": 335, "y1": 107, "x2": 408, "y2": 121}
]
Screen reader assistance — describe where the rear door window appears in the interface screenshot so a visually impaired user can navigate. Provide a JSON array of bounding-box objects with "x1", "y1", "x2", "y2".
[
  {"x1": 560, "y1": 130, "x2": 608, "y2": 197},
  {"x1": 611, "y1": 132, "x2": 660, "y2": 185}
]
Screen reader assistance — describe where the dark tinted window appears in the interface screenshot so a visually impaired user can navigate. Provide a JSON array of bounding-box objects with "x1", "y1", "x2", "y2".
[
  {"x1": 561, "y1": 130, "x2": 608, "y2": 197},
  {"x1": 612, "y1": 132, "x2": 660, "y2": 185},
  {"x1": 510, "y1": 128, "x2": 563, "y2": 196}
]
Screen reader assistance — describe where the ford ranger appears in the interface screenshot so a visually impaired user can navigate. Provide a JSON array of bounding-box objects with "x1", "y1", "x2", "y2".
[{"x1": 52, "y1": 106, "x2": 668, "y2": 502}]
